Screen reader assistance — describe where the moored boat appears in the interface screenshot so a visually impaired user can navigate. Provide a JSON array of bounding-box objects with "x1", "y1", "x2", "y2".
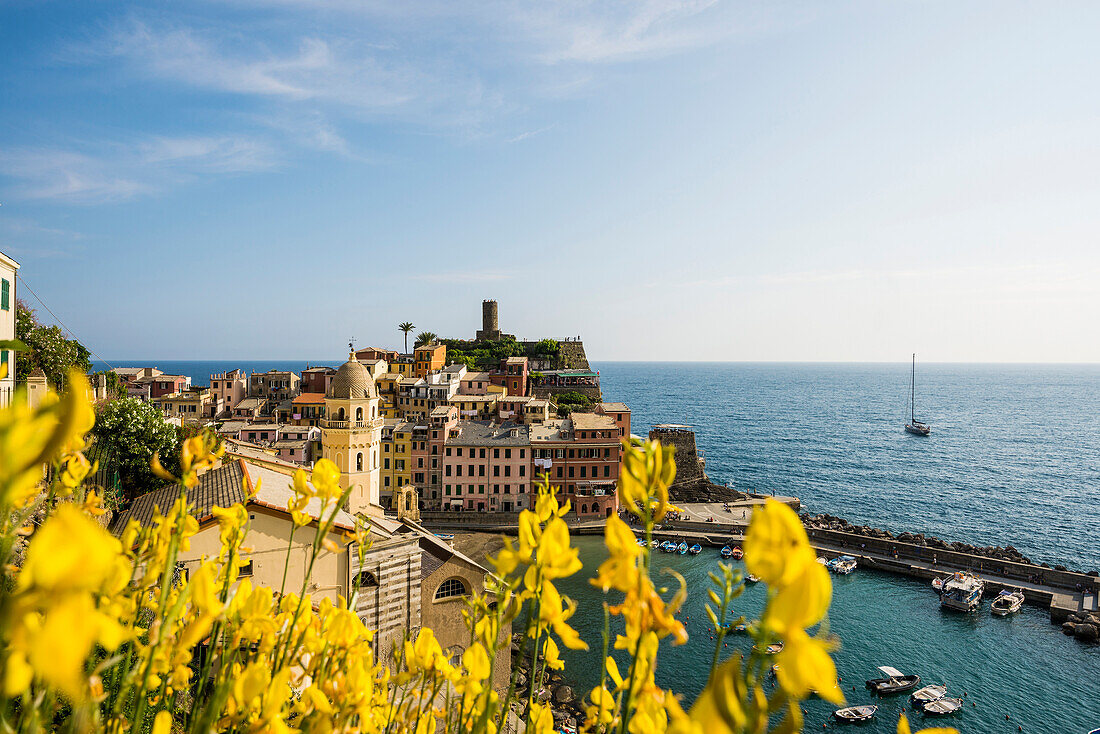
[
  {"x1": 689, "y1": 543, "x2": 702, "y2": 555},
  {"x1": 765, "y1": 642, "x2": 783, "y2": 655},
  {"x1": 919, "y1": 697, "x2": 963, "y2": 715},
  {"x1": 829, "y1": 555, "x2": 857, "y2": 575},
  {"x1": 817, "y1": 556, "x2": 829, "y2": 566},
  {"x1": 909, "y1": 684, "x2": 946, "y2": 705},
  {"x1": 745, "y1": 574, "x2": 761, "y2": 584},
  {"x1": 904, "y1": 353, "x2": 932, "y2": 436},
  {"x1": 730, "y1": 546, "x2": 743, "y2": 560},
  {"x1": 866, "y1": 666, "x2": 921, "y2": 695},
  {"x1": 991, "y1": 589, "x2": 1025, "y2": 616},
  {"x1": 720, "y1": 546, "x2": 733, "y2": 559},
  {"x1": 931, "y1": 577, "x2": 944, "y2": 592},
  {"x1": 833, "y1": 705, "x2": 878, "y2": 723},
  {"x1": 677, "y1": 542, "x2": 688, "y2": 555},
  {"x1": 940, "y1": 571, "x2": 984, "y2": 612},
  {"x1": 650, "y1": 540, "x2": 659, "y2": 549}
]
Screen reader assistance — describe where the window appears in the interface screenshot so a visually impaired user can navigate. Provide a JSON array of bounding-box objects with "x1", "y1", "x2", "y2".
[
  {"x1": 239, "y1": 559, "x2": 255, "y2": 577},
  {"x1": 356, "y1": 571, "x2": 379, "y2": 587},
  {"x1": 456, "y1": 448, "x2": 462, "y2": 457},
  {"x1": 520, "y1": 449, "x2": 525, "y2": 459},
  {"x1": 493, "y1": 449, "x2": 499, "y2": 459},
  {"x1": 434, "y1": 577, "x2": 468, "y2": 601},
  {"x1": 356, "y1": 453, "x2": 364, "y2": 471},
  {"x1": 604, "y1": 465, "x2": 611, "y2": 477},
  {"x1": 479, "y1": 448, "x2": 486, "y2": 459},
  {"x1": 504, "y1": 448, "x2": 511, "y2": 459},
  {"x1": 0, "y1": 279, "x2": 8, "y2": 311}
]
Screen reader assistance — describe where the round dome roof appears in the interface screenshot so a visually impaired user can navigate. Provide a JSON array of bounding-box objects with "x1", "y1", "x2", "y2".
[{"x1": 327, "y1": 354, "x2": 377, "y2": 399}]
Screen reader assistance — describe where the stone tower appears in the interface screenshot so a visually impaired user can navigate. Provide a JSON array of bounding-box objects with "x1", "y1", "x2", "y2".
[
  {"x1": 322, "y1": 352, "x2": 383, "y2": 515},
  {"x1": 476, "y1": 299, "x2": 502, "y2": 341}
]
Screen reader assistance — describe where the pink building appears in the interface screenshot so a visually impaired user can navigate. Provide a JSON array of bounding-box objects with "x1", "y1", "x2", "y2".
[
  {"x1": 442, "y1": 421, "x2": 531, "y2": 513},
  {"x1": 148, "y1": 374, "x2": 190, "y2": 399},
  {"x1": 210, "y1": 369, "x2": 248, "y2": 417}
]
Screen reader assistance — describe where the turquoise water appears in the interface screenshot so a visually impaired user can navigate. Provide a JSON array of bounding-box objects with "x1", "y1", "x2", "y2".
[{"x1": 556, "y1": 536, "x2": 1100, "y2": 734}]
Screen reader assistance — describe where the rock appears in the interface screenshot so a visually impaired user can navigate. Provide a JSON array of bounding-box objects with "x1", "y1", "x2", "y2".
[
  {"x1": 1088, "y1": 570, "x2": 1099, "y2": 577},
  {"x1": 510, "y1": 643, "x2": 521, "y2": 655},
  {"x1": 1062, "y1": 622, "x2": 1077, "y2": 635},
  {"x1": 514, "y1": 672, "x2": 527, "y2": 688},
  {"x1": 1074, "y1": 623, "x2": 1098, "y2": 642},
  {"x1": 1054, "y1": 564, "x2": 1067, "y2": 572},
  {"x1": 553, "y1": 685, "x2": 575, "y2": 704}
]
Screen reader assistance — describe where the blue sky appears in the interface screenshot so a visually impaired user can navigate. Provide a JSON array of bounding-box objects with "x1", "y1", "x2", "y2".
[{"x1": 2, "y1": 1, "x2": 1099, "y2": 361}]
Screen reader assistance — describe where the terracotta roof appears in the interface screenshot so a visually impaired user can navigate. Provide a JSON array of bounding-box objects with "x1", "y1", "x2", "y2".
[{"x1": 292, "y1": 392, "x2": 326, "y2": 405}]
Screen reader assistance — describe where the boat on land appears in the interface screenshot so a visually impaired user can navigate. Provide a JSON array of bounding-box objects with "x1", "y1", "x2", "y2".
[
  {"x1": 910, "y1": 685, "x2": 947, "y2": 705},
  {"x1": 866, "y1": 666, "x2": 921, "y2": 695},
  {"x1": 904, "y1": 353, "x2": 931, "y2": 436},
  {"x1": 720, "y1": 546, "x2": 734, "y2": 559},
  {"x1": 833, "y1": 705, "x2": 878, "y2": 723},
  {"x1": 940, "y1": 571, "x2": 984, "y2": 612},
  {"x1": 919, "y1": 697, "x2": 964, "y2": 715},
  {"x1": 829, "y1": 555, "x2": 858, "y2": 575},
  {"x1": 991, "y1": 589, "x2": 1025, "y2": 616},
  {"x1": 677, "y1": 541, "x2": 689, "y2": 555},
  {"x1": 689, "y1": 543, "x2": 702, "y2": 555},
  {"x1": 434, "y1": 533, "x2": 454, "y2": 541}
]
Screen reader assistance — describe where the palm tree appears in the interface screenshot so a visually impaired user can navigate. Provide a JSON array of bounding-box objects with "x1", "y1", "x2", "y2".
[
  {"x1": 415, "y1": 331, "x2": 438, "y2": 348},
  {"x1": 398, "y1": 322, "x2": 415, "y2": 354}
]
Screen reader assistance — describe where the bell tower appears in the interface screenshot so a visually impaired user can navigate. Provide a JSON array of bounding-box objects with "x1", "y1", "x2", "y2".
[{"x1": 322, "y1": 352, "x2": 383, "y2": 514}]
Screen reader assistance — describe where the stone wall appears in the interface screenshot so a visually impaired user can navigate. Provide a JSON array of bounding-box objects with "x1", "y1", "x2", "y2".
[
  {"x1": 556, "y1": 341, "x2": 590, "y2": 370},
  {"x1": 530, "y1": 385, "x2": 604, "y2": 403},
  {"x1": 649, "y1": 427, "x2": 705, "y2": 483}
]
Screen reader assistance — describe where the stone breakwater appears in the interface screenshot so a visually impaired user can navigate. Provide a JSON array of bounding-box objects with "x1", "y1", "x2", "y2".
[
  {"x1": 508, "y1": 633, "x2": 583, "y2": 729},
  {"x1": 803, "y1": 511, "x2": 1075, "y2": 571},
  {"x1": 1061, "y1": 611, "x2": 1100, "y2": 643}
]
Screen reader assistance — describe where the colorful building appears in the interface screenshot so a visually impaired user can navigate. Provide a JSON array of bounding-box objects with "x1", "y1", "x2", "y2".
[
  {"x1": 290, "y1": 392, "x2": 326, "y2": 426},
  {"x1": 379, "y1": 419, "x2": 414, "y2": 507},
  {"x1": 413, "y1": 344, "x2": 447, "y2": 377},
  {"x1": 442, "y1": 421, "x2": 531, "y2": 512},
  {"x1": 0, "y1": 251, "x2": 18, "y2": 407},
  {"x1": 210, "y1": 369, "x2": 248, "y2": 417},
  {"x1": 320, "y1": 353, "x2": 384, "y2": 515}
]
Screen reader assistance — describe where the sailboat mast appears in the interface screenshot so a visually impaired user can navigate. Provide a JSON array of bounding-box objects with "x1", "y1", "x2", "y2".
[{"x1": 910, "y1": 353, "x2": 916, "y2": 423}]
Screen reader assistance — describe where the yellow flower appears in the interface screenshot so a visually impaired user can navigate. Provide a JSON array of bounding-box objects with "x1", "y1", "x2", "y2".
[
  {"x1": 152, "y1": 710, "x2": 173, "y2": 734},
  {"x1": 538, "y1": 580, "x2": 587, "y2": 651},
  {"x1": 405, "y1": 628, "x2": 448, "y2": 674},
  {"x1": 311, "y1": 458, "x2": 341, "y2": 500},
  {"x1": 765, "y1": 559, "x2": 832, "y2": 634},
  {"x1": 743, "y1": 498, "x2": 815, "y2": 587},
  {"x1": 210, "y1": 504, "x2": 249, "y2": 549},
  {"x1": 20, "y1": 504, "x2": 126, "y2": 594},
  {"x1": 684, "y1": 656, "x2": 747, "y2": 734},
  {"x1": 591, "y1": 514, "x2": 643, "y2": 593},
  {"x1": 619, "y1": 440, "x2": 675, "y2": 520},
  {"x1": 538, "y1": 518, "x2": 581, "y2": 580},
  {"x1": 528, "y1": 702, "x2": 556, "y2": 734},
  {"x1": 774, "y1": 629, "x2": 844, "y2": 705},
  {"x1": 542, "y1": 636, "x2": 564, "y2": 671},
  {"x1": 897, "y1": 713, "x2": 959, "y2": 734}
]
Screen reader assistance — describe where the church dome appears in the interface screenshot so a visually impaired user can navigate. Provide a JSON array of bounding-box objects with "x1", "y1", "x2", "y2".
[{"x1": 327, "y1": 353, "x2": 377, "y2": 399}]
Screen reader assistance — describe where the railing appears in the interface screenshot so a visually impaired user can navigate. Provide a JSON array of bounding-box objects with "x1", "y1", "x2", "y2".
[{"x1": 320, "y1": 418, "x2": 383, "y2": 430}]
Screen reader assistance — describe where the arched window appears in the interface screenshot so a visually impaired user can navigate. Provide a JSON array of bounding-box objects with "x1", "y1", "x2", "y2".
[
  {"x1": 355, "y1": 571, "x2": 378, "y2": 587},
  {"x1": 337, "y1": 407, "x2": 346, "y2": 420},
  {"x1": 371, "y1": 406, "x2": 376, "y2": 418},
  {"x1": 434, "y1": 577, "x2": 468, "y2": 601},
  {"x1": 356, "y1": 452, "x2": 364, "y2": 471},
  {"x1": 356, "y1": 407, "x2": 363, "y2": 422},
  {"x1": 336, "y1": 454, "x2": 343, "y2": 470},
  {"x1": 580, "y1": 504, "x2": 588, "y2": 514}
]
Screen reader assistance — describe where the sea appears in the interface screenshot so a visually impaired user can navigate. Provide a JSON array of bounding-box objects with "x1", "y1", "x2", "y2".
[{"x1": 94, "y1": 359, "x2": 1100, "y2": 731}]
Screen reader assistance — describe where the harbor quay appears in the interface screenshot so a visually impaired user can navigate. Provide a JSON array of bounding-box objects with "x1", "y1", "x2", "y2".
[{"x1": 416, "y1": 498, "x2": 1100, "y2": 629}]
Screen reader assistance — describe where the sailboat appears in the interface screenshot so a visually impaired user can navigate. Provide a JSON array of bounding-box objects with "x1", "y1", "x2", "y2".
[{"x1": 904, "y1": 353, "x2": 931, "y2": 436}]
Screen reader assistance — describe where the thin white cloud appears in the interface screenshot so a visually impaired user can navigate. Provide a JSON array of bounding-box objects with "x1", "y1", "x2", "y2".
[
  {"x1": 413, "y1": 270, "x2": 514, "y2": 284},
  {"x1": 505, "y1": 125, "x2": 556, "y2": 143},
  {"x1": 0, "y1": 135, "x2": 277, "y2": 203}
]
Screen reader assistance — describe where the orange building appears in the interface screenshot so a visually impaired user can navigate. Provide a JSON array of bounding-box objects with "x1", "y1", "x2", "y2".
[{"x1": 414, "y1": 344, "x2": 447, "y2": 377}]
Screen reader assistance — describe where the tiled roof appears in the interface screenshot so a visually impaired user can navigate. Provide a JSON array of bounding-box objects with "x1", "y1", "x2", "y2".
[
  {"x1": 113, "y1": 460, "x2": 248, "y2": 532},
  {"x1": 569, "y1": 412, "x2": 617, "y2": 430},
  {"x1": 445, "y1": 420, "x2": 529, "y2": 446},
  {"x1": 292, "y1": 392, "x2": 325, "y2": 404},
  {"x1": 599, "y1": 402, "x2": 630, "y2": 412}
]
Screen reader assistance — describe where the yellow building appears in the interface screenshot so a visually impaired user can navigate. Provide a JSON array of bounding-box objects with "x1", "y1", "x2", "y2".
[
  {"x1": 375, "y1": 372, "x2": 401, "y2": 418},
  {"x1": 379, "y1": 419, "x2": 414, "y2": 508},
  {"x1": 449, "y1": 394, "x2": 500, "y2": 420},
  {"x1": 390, "y1": 355, "x2": 416, "y2": 378}
]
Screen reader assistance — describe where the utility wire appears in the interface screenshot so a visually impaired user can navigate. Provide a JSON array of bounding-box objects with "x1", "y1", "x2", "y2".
[{"x1": 16, "y1": 273, "x2": 116, "y2": 373}]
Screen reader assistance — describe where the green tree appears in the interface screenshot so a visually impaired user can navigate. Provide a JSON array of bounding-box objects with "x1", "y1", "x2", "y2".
[
  {"x1": 398, "y1": 321, "x2": 415, "y2": 353},
  {"x1": 414, "y1": 331, "x2": 437, "y2": 348},
  {"x1": 15, "y1": 300, "x2": 92, "y2": 389},
  {"x1": 92, "y1": 397, "x2": 183, "y2": 503}
]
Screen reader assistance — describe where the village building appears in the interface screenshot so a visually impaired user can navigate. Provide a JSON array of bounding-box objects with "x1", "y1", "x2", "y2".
[
  {"x1": 442, "y1": 421, "x2": 531, "y2": 512},
  {"x1": 300, "y1": 366, "x2": 337, "y2": 395},
  {"x1": 0, "y1": 251, "x2": 18, "y2": 407},
  {"x1": 249, "y1": 369, "x2": 300, "y2": 402},
  {"x1": 209, "y1": 369, "x2": 248, "y2": 416},
  {"x1": 153, "y1": 387, "x2": 214, "y2": 425},
  {"x1": 148, "y1": 374, "x2": 191, "y2": 399},
  {"x1": 379, "y1": 419, "x2": 414, "y2": 507},
  {"x1": 290, "y1": 392, "x2": 326, "y2": 426},
  {"x1": 320, "y1": 353, "x2": 384, "y2": 515},
  {"x1": 413, "y1": 344, "x2": 447, "y2": 377}
]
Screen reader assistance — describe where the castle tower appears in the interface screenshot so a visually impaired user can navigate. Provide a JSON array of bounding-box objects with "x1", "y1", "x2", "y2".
[
  {"x1": 476, "y1": 299, "x2": 502, "y2": 341},
  {"x1": 322, "y1": 352, "x2": 383, "y2": 515}
]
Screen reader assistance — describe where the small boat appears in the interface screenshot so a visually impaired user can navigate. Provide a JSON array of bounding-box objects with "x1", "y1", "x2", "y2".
[
  {"x1": 720, "y1": 546, "x2": 733, "y2": 559},
  {"x1": 919, "y1": 697, "x2": 963, "y2": 715},
  {"x1": 940, "y1": 571, "x2": 984, "y2": 612},
  {"x1": 730, "y1": 546, "x2": 743, "y2": 560},
  {"x1": 866, "y1": 666, "x2": 921, "y2": 695},
  {"x1": 904, "y1": 353, "x2": 931, "y2": 436},
  {"x1": 910, "y1": 684, "x2": 946, "y2": 705},
  {"x1": 931, "y1": 577, "x2": 944, "y2": 592},
  {"x1": 434, "y1": 533, "x2": 454, "y2": 541},
  {"x1": 636, "y1": 538, "x2": 647, "y2": 547},
  {"x1": 833, "y1": 705, "x2": 878, "y2": 723},
  {"x1": 991, "y1": 589, "x2": 1025, "y2": 616},
  {"x1": 765, "y1": 642, "x2": 783, "y2": 654},
  {"x1": 677, "y1": 542, "x2": 688, "y2": 555},
  {"x1": 829, "y1": 555, "x2": 857, "y2": 575},
  {"x1": 731, "y1": 623, "x2": 747, "y2": 633},
  {"x1": 650, "y1": 540, "x2": 659, "y2": 549},
  {"x1": 745, "y1": 574, "x2": 761, "y2": 584},
  {"x1": 688, "y1": 543, "x2": 702, "y2": 555},
  {"x1": 817, "y1": 556, "x2": 829, "y2": 566}
]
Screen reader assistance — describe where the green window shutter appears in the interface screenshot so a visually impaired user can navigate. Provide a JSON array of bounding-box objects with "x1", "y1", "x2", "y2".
[
  {"x1": 1, "y1": 351, "x2": 8, "y2": 367},
  {"x1": 1, "y1": 279, "x2": 8, "y2": 310}
]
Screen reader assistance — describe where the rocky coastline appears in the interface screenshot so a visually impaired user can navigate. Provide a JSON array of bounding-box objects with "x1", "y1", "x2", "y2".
[
  {"x1": 508, "y1": 632, "x2": 584, "y2": 731},
  {"x1": 800, "y1": 511, "x2": 1099, "y2": 577}
]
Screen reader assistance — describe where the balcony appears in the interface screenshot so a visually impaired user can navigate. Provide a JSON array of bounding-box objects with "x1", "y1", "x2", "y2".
[{"x1": 320, "y1": 417, "x2": 384, "y2": 430}]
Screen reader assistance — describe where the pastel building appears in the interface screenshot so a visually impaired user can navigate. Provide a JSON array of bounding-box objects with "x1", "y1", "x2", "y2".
[
  {"x1": 300, "y1": 366, "x2": 336, "y2": 395},
  {"x1": 210, "y1": 369, "x2": 248, "y2": 416},
  {"x1": 0, "y1": 251, "x2": 18, "y2": 407},
  {"x1": 491, "y1": 356, "x2": 528, "y2": 396},
  {"x1": 530, "y1": 415, "x2": 620, "y2": 519},
  {"x1": 250, "y1": 370, "x2": 300, "y2": 401},
  {"x1": 414, "y1": 344, "x2": 447, "y2": 378},
  {"x1": 442, "y1": 421, "x2": 530, "y2": 512},
  {"x1": 379, "y1": 419, "x2": 414, "y2": 506}
]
